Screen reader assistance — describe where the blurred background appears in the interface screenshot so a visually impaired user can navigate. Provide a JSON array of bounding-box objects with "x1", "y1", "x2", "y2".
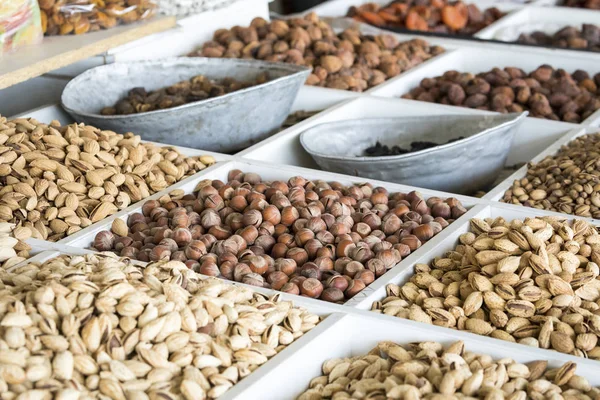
[{"x1": 271, "y1": 0, "x2": 329, "y2": 14}]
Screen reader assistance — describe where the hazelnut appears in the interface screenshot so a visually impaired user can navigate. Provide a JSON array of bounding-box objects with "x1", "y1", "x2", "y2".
[
  {"x1": 94, "y1": 231, "x2": 115, "y2": 251},
  {"x1": 247, "y1": 255, "x2": 268, "y2": 275},
  {"x1": 172, "y1": 227, "x2": 192, "y2": 247},
  {"x1": 233, "y1": 263, "x2": 252, "y2": 281},
  {"x1": 280, "y1": 282, "x2": 300, "y2": 295},
  {"x1": 345, "y1": 279, "x2": 366, "y2": 298},
  {"x1": 242, "y1": 273, "x2": 264, "y2": 287},
  {"x1": 150, "y1": 245, "x2": 171, "y2": 261},
  {"x1": 321, "y1": 287, "x2": 345, "y2": 303},
  {"x1": 199, "y1": 262, "x2": 220, "y2": 276},
  {"x1": 300, "y1": 278, "x2": 324, "y2": 298},
  {"x1": 413, "y1": 224, "x2": 434, "y2": 242},
  {"x1": 267, "y1": 271, "x2": 289, "y2": 290},
  {"x1": 355, "y1": 269, "x2": 375, "y2": 285}
]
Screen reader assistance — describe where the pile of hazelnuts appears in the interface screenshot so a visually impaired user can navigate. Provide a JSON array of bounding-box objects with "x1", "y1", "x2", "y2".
[{"x1": 93, "y1": 170, "x2": 467, "y2": 303}]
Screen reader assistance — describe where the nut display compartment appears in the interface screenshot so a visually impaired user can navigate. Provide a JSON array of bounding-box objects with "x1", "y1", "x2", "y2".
[
  {"x1": 58, "y1": 158, "x2": 482, "y2": 306},
  {"x1": 350, "y1": 202, "x2": 600, "y2": 362},
  {"x1": 3, "y1": 247, "x2": 336, "y2": 399},
  {"x1": 484, "y1": 125, "x2": 588, "y2": 203},
  {"x1": 239, "y1": 96, "x2": 578, "y2": 171},
  {"x1": 225, "y1": 310, "x2": 600, "y2": 400},
  {"x1": 476, "y1": 6, "x2": 600, "y2": 51},
  {"x1": 368, "y1": 46, "x2": 600, "y2": 125},
  {"x1": 300, "y1": 0, "x2": 523, "y2": 24}
]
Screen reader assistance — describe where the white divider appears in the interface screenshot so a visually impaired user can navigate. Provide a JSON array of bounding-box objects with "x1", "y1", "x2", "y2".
[
  {"x1": 231, "y1": 310, "x2": 600, "y2": 400},
  {"x1": 239, "y1": 96, "x2": 579, "y2": 169},
  {"x1": 368, "y1": 46, "x2": 600, "y2": 126}
]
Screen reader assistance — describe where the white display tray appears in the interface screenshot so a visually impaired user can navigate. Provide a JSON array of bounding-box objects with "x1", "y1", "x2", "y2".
[
  {"x1": 58, "y1": 158, "x2": 484, "y2": 305},
  {"x1": 5, "y1": 246, "x2": 343, "y2": 400},
  {"x1": 239, "y1": 95, "x2": 580, "y2": 169},
  {"x1": 485, "y1": 125, "x2": 598, "y2": 203},
  {"x1": 231, "y1": 309, "x2": 600, "y2": 399},
  {"x1": 301, "y1": 0, "x2": 523, "y2": 18},
  {"x1": 477, "y1": 6, "x2": 600, "y2": 43},
  {"x1": 368, "y1": 46, "x2": 600, "y2": 126}
]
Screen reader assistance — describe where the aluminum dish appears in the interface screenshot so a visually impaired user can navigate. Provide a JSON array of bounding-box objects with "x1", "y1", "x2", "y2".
[
  {"x1": 61, "y1": 57, "x2": 310, "y2": 153},
  {"x1": 300, "y1": 112, "x2": 527, "y2": 194}
]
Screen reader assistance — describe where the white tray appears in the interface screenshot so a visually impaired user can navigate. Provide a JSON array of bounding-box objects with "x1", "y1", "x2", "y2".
[
  {"x1": 477, "y1": 5, "x2": 600, "y2": 43},
  {"x1": 58, "y1": 158, "x2": 484, "y2": 305},
  {"x1": 301, "y1": 0, "x2": 523, "y2": 18},
  {"x1": 485, "y1": 125, "x2": 597, "y2": 202},
  {"x1": 230, "y1": 310, "x2": 600, "y2": 400},
  {"x1": 368, "y1": 45, "x2": 600, "y2": 126},
  {"x1": 239, "y1": 96, "x2": 579, "y2": 169}
]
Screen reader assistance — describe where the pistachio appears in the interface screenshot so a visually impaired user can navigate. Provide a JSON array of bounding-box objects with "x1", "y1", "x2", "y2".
[
  {"x1": 373, "y1": 216, "x2": 600, "y2": 359},
  {"x1": 0, "y1": 115, "x2": 216, "y2": 241},
  {"x1": 0, "y1": 253, "x2": 319, "y2": 398}
]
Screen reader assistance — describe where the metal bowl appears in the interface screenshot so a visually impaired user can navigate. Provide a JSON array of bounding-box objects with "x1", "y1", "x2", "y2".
[
  {"x1": 300, "y1": 113, "x2": 527, "y2": 194},
  {"x1": 61, "y1": 57, "x2": 310, "y2": 153}
]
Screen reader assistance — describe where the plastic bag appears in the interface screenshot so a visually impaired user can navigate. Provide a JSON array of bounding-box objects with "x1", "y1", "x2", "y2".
[
  {"x1": 0, "y1": 0, "x2": 43, "y2": 56},
  {"x1": 39, "y1": 0, "x2": 157, "y2": 36}
]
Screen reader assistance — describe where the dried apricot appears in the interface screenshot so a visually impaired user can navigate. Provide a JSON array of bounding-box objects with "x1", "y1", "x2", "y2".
[{"x1": 405, "y1": 10, "x2": 429, "y2": 31}]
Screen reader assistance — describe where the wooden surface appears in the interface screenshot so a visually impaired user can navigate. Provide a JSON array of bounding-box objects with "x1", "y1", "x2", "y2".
[{"x1": 0, "y1": 16, "x2": 176, "y2": 90}]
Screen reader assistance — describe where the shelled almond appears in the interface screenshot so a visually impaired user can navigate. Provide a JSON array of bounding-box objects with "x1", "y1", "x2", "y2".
[
  {"x1": 0, "y1": 253, "x2": 319, "y2": 399},
  {"x1": 0, "y1": 115, "x2": 217, "y2": 241},
  {"x1": 298, "y1": 340, "x2": 598, "y2": 399},
  {"x1": 372, "y1": 216, "x2": 600, "y2": 360}
]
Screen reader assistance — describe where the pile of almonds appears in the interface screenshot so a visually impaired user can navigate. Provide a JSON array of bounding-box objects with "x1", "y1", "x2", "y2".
[
  {"x1": 0, "y1": 253, "x2": 319, "y2": 399},
  {"x1": 347, "y1": 0, "x2": 504, "y2": 36},
  {"x1": 401, "y1": 65, "x2": 600, "y2": 122},
  {"x1": 93, "y1": 170, "x2": 467, "y2": 303},
  {"x1": 0, "y1": 222, "x2": 30, "y2": 270},
  {"x1": 191, "y1": 13, "x2": 444, "y2": 92},
  {"x1": 0, "y1": 116, "x2": 216, "y2": 241},
  {"x1": 502, "y1": 133, "x2": 600, "y2": 218},
  {"x1": 372, "y1": 216, "x2": 600, "y2": 359},
  {"x1": 298, "y1": 340, "x2": 597, "y2": 399}
]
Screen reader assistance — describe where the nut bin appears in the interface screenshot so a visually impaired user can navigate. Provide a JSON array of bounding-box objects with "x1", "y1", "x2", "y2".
[
  {"x1": 61, "y1": 58, "x2": 310, "y2": 153},
  {"x1": 352, "y1": 203, "x2": 600, "y2": 361},
  {"x1": 240, "y1": 96, "x2": 578, "y2": 171},
  {"x1": 223, "y1": 311, "x2": 600, "y2": 399},
  {"x1": 369, "y1": 46, "x2": 600, "y2": 125},
  {"x1": 499, "y1": 128, "x2": 600, "y2": 218},
  {"x1": 346, "y1": 0, "x2": 506, "y2": 36},
  {"x1": 476, "y1": 6, "x2": 600, "y2": 52},
  {"x1": 0, "y1": 250, "x2": 323, "y2": 399},
  {"x1": 0, "y1": 114, "x2": 223, "y2": 242},
  {"x1": 190, "y1": 13, "x2": 447, "y2": 92},
  {"x1": 299, "y1": 112, "x2": 527, "y2": 194},
  {"x1": 59, "y1": 159, "x2": 480, "y2": 304}
]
